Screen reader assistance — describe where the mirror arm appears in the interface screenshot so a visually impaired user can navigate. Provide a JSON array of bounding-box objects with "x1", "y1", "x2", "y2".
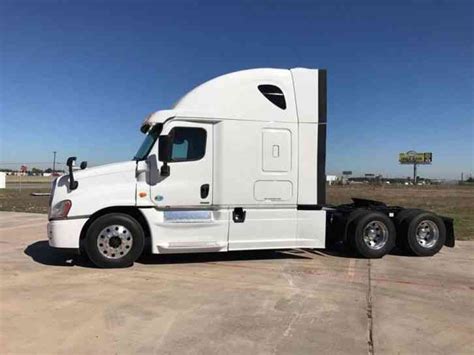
[
  {"x1": 160, "y1": 161, "x2": 170, "y2": 177},
  {"x1": 66, "y1": 156, "x2": 79, "y2": 190}
]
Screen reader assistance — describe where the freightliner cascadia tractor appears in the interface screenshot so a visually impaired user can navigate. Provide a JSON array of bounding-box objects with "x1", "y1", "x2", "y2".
[{"x1": 47, "y1": 68, "x2": 455, "y2": 268}]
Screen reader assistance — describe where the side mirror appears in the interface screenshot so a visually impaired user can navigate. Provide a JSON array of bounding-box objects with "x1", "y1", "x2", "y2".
[
  {"x1": 146, "y1": 154, "x2": 157, "y2": 167},
  {"x1": 145, "y1": 154, "x2": 159, "y2": 184},
  {"x1": 158, "y1": 135, "x2": 172, "y2": 177}
]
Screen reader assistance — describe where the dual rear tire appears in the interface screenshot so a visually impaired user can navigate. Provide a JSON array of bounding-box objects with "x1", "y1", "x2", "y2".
[
  {"x1": 348, "y1": 211, "x2": 396, "y2": 258},
  {"x1": 395, "y1": 210, "x2": 446, "y2": 256},
  {"x1": 347, "y1": 209, "x2": 446, "y2": 258}
]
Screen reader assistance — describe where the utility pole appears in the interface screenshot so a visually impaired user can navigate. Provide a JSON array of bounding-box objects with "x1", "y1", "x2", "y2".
[
  {"x1": 52, "y1": 151, "x2": 57, "y2": 174},
  {"x1": 413, "y1": 162, "x2": 417, "y2": 184}
]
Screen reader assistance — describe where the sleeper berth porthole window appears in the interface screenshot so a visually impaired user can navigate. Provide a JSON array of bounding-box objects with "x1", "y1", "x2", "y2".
[{"x1": 258, "y1": 84, "x2": 286, "y2": 110}]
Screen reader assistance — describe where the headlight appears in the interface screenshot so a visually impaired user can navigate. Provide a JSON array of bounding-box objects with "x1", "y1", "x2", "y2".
[{"x1": 49, "y1": 200, "x2": 72, "y2": 220}]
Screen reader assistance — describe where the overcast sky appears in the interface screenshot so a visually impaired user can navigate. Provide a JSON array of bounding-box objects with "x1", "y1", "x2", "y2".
[{"x1": 1, "y1": 0, "x2": 473, "y2": 179}]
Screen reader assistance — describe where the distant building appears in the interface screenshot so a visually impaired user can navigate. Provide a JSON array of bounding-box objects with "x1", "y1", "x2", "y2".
[
  {"x1": 0, "y1": 172, "x2": 5, "y2": 189},
  {"x1": 326, "y1": 175, "x2": 338, "y2": 185}
]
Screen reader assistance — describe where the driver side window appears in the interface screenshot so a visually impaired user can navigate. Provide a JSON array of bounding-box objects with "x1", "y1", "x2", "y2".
[{"x1": 169, "y1": 127, "x2": 207, "y2": 162}]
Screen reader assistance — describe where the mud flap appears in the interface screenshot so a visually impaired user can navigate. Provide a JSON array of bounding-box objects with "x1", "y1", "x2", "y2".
[{"x1": 441, "y1": 216, "x2": 455, "y2": 247}]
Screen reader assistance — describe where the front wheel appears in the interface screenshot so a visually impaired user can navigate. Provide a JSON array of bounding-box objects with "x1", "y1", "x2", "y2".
[
  {"x1": 85, "y1": 213, "x2": 145, "y2": 268},
  {"x1": 350, "y1": 212, "x2": 396, "y2": 258}
]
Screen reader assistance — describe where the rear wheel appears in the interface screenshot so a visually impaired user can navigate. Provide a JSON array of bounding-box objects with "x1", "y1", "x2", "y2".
[
  {"x1": 85, "y1": 213, "x2": 145, "y2": 268},
  {"x1": 405, "y1": 212, "x2": 446, "y2": 256},
  {"x1": 395, "y1": 208, "x2": 422, "y2": 227},
  {"x1": 394, "y1": 209, "x2": 421, "y2": 249},
  {"x1": 350, "y1": 212, "x2": 396, "y2": 258}
]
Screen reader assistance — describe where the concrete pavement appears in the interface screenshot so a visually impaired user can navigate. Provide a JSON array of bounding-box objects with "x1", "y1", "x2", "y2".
[{"x1": 0, "y1": 211, "x2": 473, "y2": 354}]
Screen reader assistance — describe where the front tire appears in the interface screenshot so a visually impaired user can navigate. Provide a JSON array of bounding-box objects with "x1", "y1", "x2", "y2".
[{"x1": 85, "y1": 213, "x2": 145, "y2": 268}]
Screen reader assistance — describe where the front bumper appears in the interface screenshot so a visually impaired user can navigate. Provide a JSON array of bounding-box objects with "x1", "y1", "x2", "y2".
[{"x1": 47, "y1": 218, "x2": 88, "y2": 249}]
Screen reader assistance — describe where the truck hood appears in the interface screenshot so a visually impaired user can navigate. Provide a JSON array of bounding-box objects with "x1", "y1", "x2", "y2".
[
  {"x1": 74, "y1": 161, "x2": 137, "y2": 179},
  {"x1": 51, "y1": 161, "x2": 139, "y2": 218}
]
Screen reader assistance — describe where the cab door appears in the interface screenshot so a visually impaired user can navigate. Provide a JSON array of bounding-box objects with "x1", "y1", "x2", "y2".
[
  {"x1": 152, "y1": 121, "x2": 212, "y2": 207},
  {"x1": 147, "y1": 120, "x2": 229, "y2": 253}
]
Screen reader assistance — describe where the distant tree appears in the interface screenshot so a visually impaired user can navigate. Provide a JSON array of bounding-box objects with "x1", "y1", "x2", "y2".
[
  {"x1": 31, "y1": 167, "x2": 43, "y2": 174},
  {"x1": 44, "y1": 168, "x2": 53, "y2": 173},
  {"x1": 467, "y1": 177, "x2": 474, "y2": 183}
]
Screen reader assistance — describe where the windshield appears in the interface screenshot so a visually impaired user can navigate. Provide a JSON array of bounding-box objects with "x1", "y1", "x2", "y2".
[{"x1": 133, "y1": 124, "x2": 162, "y2": 161}]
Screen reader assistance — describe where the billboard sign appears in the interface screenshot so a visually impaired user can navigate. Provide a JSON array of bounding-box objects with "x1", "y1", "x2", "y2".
[{"x1": 399, "y1": 151, "x2": 432, "y2": 165}]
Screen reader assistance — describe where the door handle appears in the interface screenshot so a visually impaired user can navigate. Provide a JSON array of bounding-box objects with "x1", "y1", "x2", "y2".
[
  {"x1": 232, "y1": 208, "x2": 246, "y2": 223},
  {"x1": 200, "y1": 184, "x2": 210, "y2": 199}
]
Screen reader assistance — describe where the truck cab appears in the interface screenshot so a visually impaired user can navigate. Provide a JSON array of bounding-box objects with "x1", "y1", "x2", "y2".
[{"x1": 48, "y1": 68, "x2": 453, "y2": 268}]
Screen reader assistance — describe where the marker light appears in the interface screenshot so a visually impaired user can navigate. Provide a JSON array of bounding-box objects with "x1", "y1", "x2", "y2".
[{"x1": 50, "y1": 200, "x2": 72, "y2": 219}]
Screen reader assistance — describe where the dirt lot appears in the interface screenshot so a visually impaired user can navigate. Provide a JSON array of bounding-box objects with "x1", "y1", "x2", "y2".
[
  {"x1": 0, "y1": 211, "x2": 473, "y2": 354},
  {"x1": 1, "y1": 184, "x2": 472, "y2": 239},
  {"x1": 6, "y1": 175, "x2": 54, "y2": 184},
  {"x1": 0, "y1": 188, "x2": 50, "y2": 214}
]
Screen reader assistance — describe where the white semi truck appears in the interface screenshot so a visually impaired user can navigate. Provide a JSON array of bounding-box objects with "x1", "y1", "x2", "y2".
[{"x1": 47, "y1": 68, "x2": 455, "y2": 268}]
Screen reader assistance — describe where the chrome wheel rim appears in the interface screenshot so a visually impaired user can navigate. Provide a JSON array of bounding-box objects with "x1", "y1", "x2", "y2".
[
  {"x1": 363, "y1": 221, "x2": 389, "y2": 250},
  {"x1": 97, "y1": 225, "x2": 133, "y2": 259},
  {"x1": 415, "y1": 220, "x2": 439, "y2": 248}
]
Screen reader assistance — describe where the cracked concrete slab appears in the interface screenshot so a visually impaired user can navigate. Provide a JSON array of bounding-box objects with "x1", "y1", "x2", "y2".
[
  {"x1": 0, "y1": 212, "x2": 472, "y2": 354},
  {"x1": 371, "y1": 244, "x2": 474, "y2": 354}
]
